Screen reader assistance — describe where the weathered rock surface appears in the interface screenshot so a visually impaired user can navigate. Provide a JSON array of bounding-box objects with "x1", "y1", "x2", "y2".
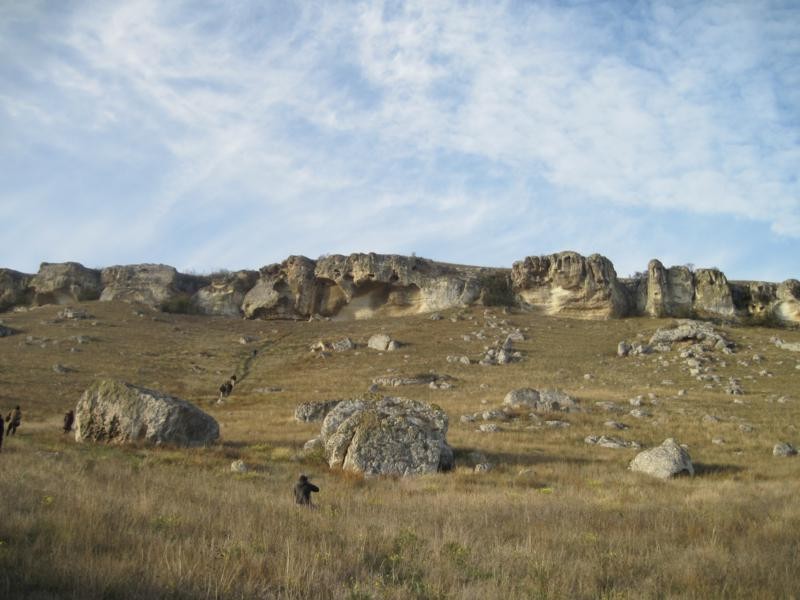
[
  {"x1": 0, "y1": 251, "x2": 796, "y2": 325},
  {"x1": 584, "y1": 435, "x2": 641, "y2": 449},
  {"x1": 367, "y1": 334, "x2": 393, "y2": 351},
  {"x1": 75, "y1": 380, "x2": 219, "y2": 446},
  {"x1": 629, "y1": 439, "x2": 694, "y2": 479},
  {"x1": 0, "y1": 324, "x2": 18, "y2": 337},
  {"x1": 101, "y1": 264, "x2": 208, "y2": 309},
  {"x1": 29, "y1": 262, "x2": 102, "y2": 306},
  {"x1": 772, "y1": 442, "x2": 797, "y2": 457},
  {"x1": 503, "y1": 388, "x2": 578, "y2": 412},
  {"x1": 511, "y1": 251, "x2": 629, "y2": 319},
  {"x1": 191, "y1": 270, "x2": 258, "y2": 316},
  {"x1": 294, "y1": 400, "x2": 342, "y2": 422},
  {"x1": 0, "y1": 268, "x2": 31, "y2": 311},
  {"x1": 315, "y1": 396, "x2": 453, "y2": 476}
]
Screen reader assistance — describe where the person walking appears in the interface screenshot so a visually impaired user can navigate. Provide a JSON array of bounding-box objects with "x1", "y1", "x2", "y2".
[
  {"x1": 293, "y1": 474, "x2": 319, "y2": 507},
  {"x1": 63, "y1": 409, "x2": 75, "y2": 433},
  {"x1": 6, "y1": 406, "x2": 21, "y2": 436}
]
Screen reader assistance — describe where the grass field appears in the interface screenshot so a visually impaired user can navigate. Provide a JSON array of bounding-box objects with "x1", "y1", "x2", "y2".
[{"x1": 0, "y1": 301, "x2": 798, "y2": 599}]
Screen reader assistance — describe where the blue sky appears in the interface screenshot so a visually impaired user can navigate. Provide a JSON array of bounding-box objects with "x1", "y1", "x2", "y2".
[{"x1": 1, "y1": 0, "x2": 798, "y2": 281}]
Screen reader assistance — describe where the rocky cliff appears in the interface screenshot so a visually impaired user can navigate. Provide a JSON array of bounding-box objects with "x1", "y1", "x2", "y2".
[{"x1": 0, "y1": 253, "x2": 796, "y2": 325}]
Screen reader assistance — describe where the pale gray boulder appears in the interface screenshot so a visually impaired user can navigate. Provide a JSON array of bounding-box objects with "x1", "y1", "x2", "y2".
[
  {"x1": 503, "y1": 388, "x2": 577, "y2": 412},
  {"x1": 773, "y1": 442, "x2": 797, "y2": 457},
  {"x1": 75, "y1": 380, "x2": 219, "y2": 446},
  {"x1": 629, "y1": 439, "x2": 694, "y2": 479},
  {"x1": 367, "y1": 334, "x2": 392, "y2": 351},
  {"x1": 316, "y1": 396, "x2": 453, "y2": 476}
]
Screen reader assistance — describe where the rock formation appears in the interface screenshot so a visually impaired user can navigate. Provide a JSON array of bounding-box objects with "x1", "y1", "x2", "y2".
[
  {"x1": 511, "y1": 251, "x2": 629, "y2": 319},
  {"x1": 629, "y1": 438, "x2": 694, "y2": 479},
  {"x1": 101, "y1": 264, "x2": 209, "y2": 309},
  {"x1": 191, "y1": 270, "x2": 258, "y2": 316},
  {"x1": 74, "y1": 379, "x2": 219, "y2": 446},
  {"x1": 311, "y1": 396, "x2": 454, "y2": 476},
  {"x1": 30, "y1": 262, "x2": 102, "y2": 306},
  {"x1": 0, "y1": 252, "x2": 796, "y2": 325}
]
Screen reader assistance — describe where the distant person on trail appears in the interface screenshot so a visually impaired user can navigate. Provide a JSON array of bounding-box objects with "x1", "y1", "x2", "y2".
[
  {"x1": 63, "y1": 409, "x2": 75, "y2": 433},
  {"x1": 6, "y1": 406, "x2": 21, "y2": 436},
  {"x1": 293, "y1": 474, "x2": 319, "y2": 507}
]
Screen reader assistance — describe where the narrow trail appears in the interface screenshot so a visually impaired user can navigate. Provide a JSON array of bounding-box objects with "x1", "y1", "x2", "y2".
[{"x1": 234, "y1": 329, "x2": 295, "y2": 384}]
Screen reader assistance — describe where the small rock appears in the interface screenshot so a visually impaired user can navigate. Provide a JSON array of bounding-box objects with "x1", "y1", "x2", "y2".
[
  {"x1": 239, "y1": 335, "x2": 257, "y2": 345},
  {"x1": 772, "y1": 442, "x2": 797, "y2": 457},
  {"x1": 617, "y1": 341, "x2": 631, "y2": 357},
  {"x1": 230, "y1": 460, "x2": 248, "y2": 473},
  {"x1": 629, "y1": 409, "x2": 650, "y2": 418},
  {"x1": 474, "y1": 463, "x2": 493, "y2": 473},
  {"x1": 739, "y1": 424, "x2": 754, "y2": 433},
  {"x1": 332, "y1": 337, "x2": 355, "y2": 352},
  {"x1": 712, "y1": 438, "x2": 725, "y2": 445},
  {"x1": 544, "y1": 420, "x2": 570, "y2": 428},
  {"x1": 629, "y1": 396, "x2": 644, "y2": 407},
  {"x1": 479, "y1": 424, "x2": 500, "y2": 433},
  {"x1": 367, "y1": 334, "x2": 392, "y2": 351},
  {"x1": 677, "y1": 389, "x2": 687, "y2": 397},
  {"x1": 604, "y1": 421, "x2": 627, "y2": 430},
  {"x1": 702, "y1": 414, "x2": 721, "y2": 424}
]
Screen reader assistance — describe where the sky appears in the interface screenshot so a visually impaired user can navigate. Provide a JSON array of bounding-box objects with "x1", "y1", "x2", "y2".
[{"x1": 1, "y1": 0, "x2": 798, "y2": 282}]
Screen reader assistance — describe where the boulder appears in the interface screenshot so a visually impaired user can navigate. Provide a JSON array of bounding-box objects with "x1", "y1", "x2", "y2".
[
  {"x1": 101, "y1": 264, "x2": 208, "y2": 309},
  {"x1": 294, "y1": 400, "x2": 342, "y2": 423},
  {"x1": 511, "y1": 251, "x2": 629, "y2": 319},
  {"x1": 315, "y1": 396, "x2": 453, "y2": 476},
  {"x1": 772, "y1": 442, "x2": 797, "y2": 457},
  {"x1": 0, "y1": 324, "x2": 18, "y2": 337},
  {"x1": 367, "y1": 334, "x2": 392, "y2": 351},
  {"x1": 74, "y1": 380, "x2": 219, "y2": 446},
  {"x1": 30, "y1": 262, "x2": 102, "y2": 306},
  {"x1": 649, "y1": 320, "x2": 731, "y2": 350},
  {"x1": 584, "y1": 435, "x2": 640, "y2": 449},
  {"x1": 503, "y1": 388, "x2": 578, "y2": 412},
  {"x1": 629, "y1": 438, "x2": 694, "y2": 479},
  {"x1": 191, "y1": 270, "x2": 258, "y2": 316}
]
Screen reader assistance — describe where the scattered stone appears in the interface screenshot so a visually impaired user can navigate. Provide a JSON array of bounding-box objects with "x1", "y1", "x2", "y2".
[
  {"x1": 367, "y1": 334, "x2": 393, "y2": 351},
  {"x1": 629, "y1": 438, "x2": 694, "y2": 479},
  {"x1": 629, "y1": 395, "x2": 644, "y2": 407},
  {"x1": 429, "y1": 313, "x2": 443, "y2": 321},
  {"x1": 595, "y1": 401, "x2": 620, "y2": 412},
  {"x1": 230, "y1": 460, "x2": 248, "y2": 473},
  {"x1": 739, "y1": 424, "x2": 754, "y2": 433},
  {"x1": 429, "y1": 380, "x2": 453, "y2": 390},
  {"x1": 584, "y1": 435, "x2": 640, "y2": 449},
  {"x1": 75, "y1": 380, "x2": 219, "y2": 446},
  {"x1": 712, "y1": 438, "x2": 725, "y2": 445},
  {"x1": 57, "y1": 307, "x2": 92, "y2": 320},
  {"x1": 617, "y1": 341, "x2": 631, "y2": 357},
  {"x1": 503, "y1": 388, "x2": 577, "y2": 412},
  {"x1": 479, "y1": 423, "x2": 500, "y2": 433},
  {"x1": 604, "y1": 421, "x2": 628, "y2": 430},
  {"x1": 0, "y1": 325, "x2": 18, "y2": 337},
  {"x1": 544, "y1": 420, "x2": 570, "y2": 428},
  {"x1": 387, "y1": 340, "x2": 401, "y2": 352},
  {"x1": 294, "y1": 400, "x2": 342, "y2": 422},
  {"x1": 239, "y1": 335, "x2": 257, "y2": 344},
  {"x1": 649, "y1": 321, "x2": 732, "y2": 351},
  {"x1": 331, "y1": 337, "x2": 355, "y2": 352},
  {"x1": 773, "y1": 442, "x2": 797, "y2": 457},
  {"x1": 629, "y1": 409, "x2": 650, "y2": 418},
  {"x1": 372, "y1": 373, "x2": 451, "y2": 387},
  {"x1": 677, "y1": 389, "x2": 687, "y2": 397},
  {"x1": 446, "y1": 355, "x2": 471, "y2": 365},
  {"x1": 474, "y1": 463, "x2": 493, "y2": 473},
  {"x1": 725, "y1": 378, "x2": 744, "y2": 395},
  {"x1": 52, "y1": 363, "x2": 73, "y2": 374},
  {"x1": 702, "y1": 414, "x2": 721, "y2": 424},
  {"x1": 460, "y1": 414, "x2": 476, "y2": 424}
]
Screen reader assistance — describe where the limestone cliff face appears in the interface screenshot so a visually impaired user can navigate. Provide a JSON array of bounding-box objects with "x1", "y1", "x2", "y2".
[
  {"x1": 693, "y1": 268, "x2": 735, "y2": 318},
  {"x1": 100, "y1": 264, "x2": 209, "y2": 309},
  {"x1": 191, "y1": 270, "x2": 259, "y2": 316},
  {"x1": 511, "y1": 251, "x2": 628, "y2": 319},
  {"x1": 0, "y1": 269, "x2": 31, "y2": 312},
  {"x1": 0, "y1": 254, "x2": 796, "y2": 326},
  {"x1": 30, "y1": 262, "x2": 102, "y2": 306},
  {"x1": 242, "y1": 253, "x2": 496, "y2": 320},
  {"x1": 645, "y1": 260, "x2": 694, "y2": 318}
]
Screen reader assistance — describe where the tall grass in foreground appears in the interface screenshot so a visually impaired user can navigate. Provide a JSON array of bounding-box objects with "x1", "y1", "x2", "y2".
[{"x1": 1, "y1": 433, "x2": 799, "y2": 599}]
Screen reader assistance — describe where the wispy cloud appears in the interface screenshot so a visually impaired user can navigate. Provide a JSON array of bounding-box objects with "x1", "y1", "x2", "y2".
[{"x1": 0, "y1": 0, "x2": 797, "y2": 279}]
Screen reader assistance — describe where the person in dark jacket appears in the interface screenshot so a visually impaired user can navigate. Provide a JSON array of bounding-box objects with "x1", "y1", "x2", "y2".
[
  {"x1": 6, "y1": 406, "x2": 21, "y2": 436},
  {"x1": 293, "y1": 474, "x2": 319, "y2": 507},
  {"x1": 63, "y1": 409, "x2": 75, "y2": 433}
]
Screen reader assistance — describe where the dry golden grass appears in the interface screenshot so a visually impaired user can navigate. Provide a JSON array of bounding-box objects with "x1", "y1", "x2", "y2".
[{"x1": 1, "y1": 301, "x2": 799, "y2": 599}]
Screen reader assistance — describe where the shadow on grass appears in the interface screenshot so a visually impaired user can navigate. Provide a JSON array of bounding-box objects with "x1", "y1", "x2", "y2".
[{"x1": 693, "y1": 462, "x2": 745, "y2": 476}]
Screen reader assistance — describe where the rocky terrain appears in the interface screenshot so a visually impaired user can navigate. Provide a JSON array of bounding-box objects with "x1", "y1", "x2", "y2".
[{"x1": 2, "y1": 251, "x2": 797, "y2": 325}]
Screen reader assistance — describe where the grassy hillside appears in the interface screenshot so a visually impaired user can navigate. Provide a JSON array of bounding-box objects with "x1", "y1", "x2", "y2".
[{"x1": 1, "y1": 301, "x2": 798, "y2": 599}]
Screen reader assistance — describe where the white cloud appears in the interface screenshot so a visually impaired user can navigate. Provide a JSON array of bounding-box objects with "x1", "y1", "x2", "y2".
[{"x1": 0, "y1": 0, "x2": 797, "y2": 278}]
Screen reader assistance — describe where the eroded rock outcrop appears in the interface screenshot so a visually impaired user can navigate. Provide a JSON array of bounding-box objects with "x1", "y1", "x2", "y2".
[
  {"x1": 511, "y1": 251, "x2": 628, "y2": 319},
  {"x1": 313, "y1": 396, "x2": 453, "y2": 476},
  {"x1": 0, "y1": 269, "x2": 31, "y2": 311},
  {"x1": 101, "y1": 264, "x2": 208, "y2": 309},
  {"x1": 191, "y1": 270, "x2": 259, "y2": 316},
  {"x1": 30, "y1": 262, "x2": 102, "y2": 306},
  {"x1": 645, "y1": 260, "x2": 693, "y2": 318},
  {"x1": 75, "y1": 379, "x2": 219, "y2": 446}
]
